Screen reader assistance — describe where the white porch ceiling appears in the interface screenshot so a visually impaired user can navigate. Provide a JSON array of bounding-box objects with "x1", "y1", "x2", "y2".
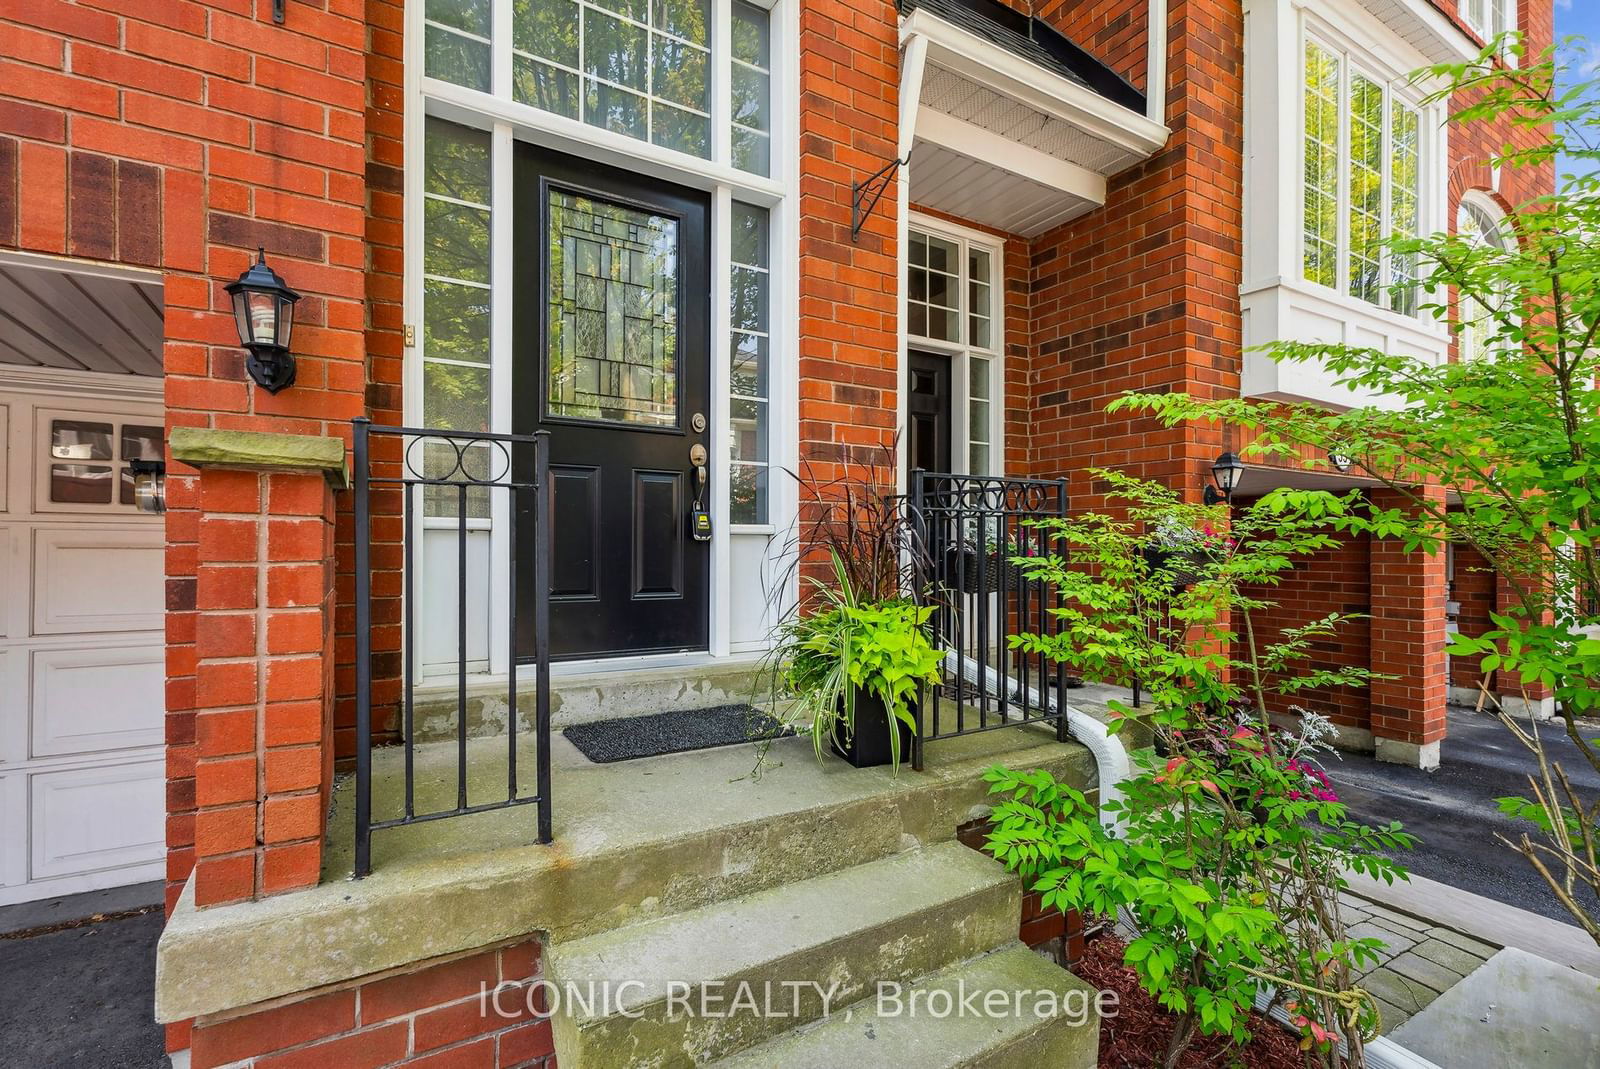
[
  {"x1": 900, "y1": 8, "x2": 1170, "y2": 240},
  {"x1": 920, "y1": 64, "x2": 1145, "y2": 177},
  {"x1": 1357, "y1": 0, "x2": 1479, "y2": 66},
  {"x1": 0, "y1": 260, "x2": 163, "y2": 377},
  {"x1": 910, "y1": 140, "x2": 1099, "y2": 236}
]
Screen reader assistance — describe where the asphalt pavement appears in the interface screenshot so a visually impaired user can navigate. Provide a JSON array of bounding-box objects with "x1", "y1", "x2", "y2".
[
  {"x1": 0, "y1": 885, "x2": 167, "y2": 1069},
  {"x1": 1332, "y1": 703, "x2": 1600, "y2": 925}
]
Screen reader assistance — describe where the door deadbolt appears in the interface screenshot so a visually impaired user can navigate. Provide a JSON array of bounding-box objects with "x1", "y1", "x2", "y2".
[
  {"x1": 690, "y1": 412, "x2": 707, "y2": 433},
  {"x1": 689, "y1": 443, "x2": 708, "y2": 466}
]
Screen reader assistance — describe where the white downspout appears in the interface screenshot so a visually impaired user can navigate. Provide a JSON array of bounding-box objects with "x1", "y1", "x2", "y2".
[
  {"x1": 1147, "y1": 0, "x2": 1168, "y2": 125},
  {"x1": 944, "y1": 651, "x2": 1130, "y2": 830}
]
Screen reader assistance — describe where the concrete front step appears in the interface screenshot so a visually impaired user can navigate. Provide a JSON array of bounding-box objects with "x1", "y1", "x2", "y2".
[
  {"x1": 409, "y1": 658, "x2": 769, "y2": 741},
  {"x1": 545, "y1": 841, "x2": 1020, "y2": 1068},
  {"x1": 709, "y1": 945, "x2": 1101, "y2": 1069}
]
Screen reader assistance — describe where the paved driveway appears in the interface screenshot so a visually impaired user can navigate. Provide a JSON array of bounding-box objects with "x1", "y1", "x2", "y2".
[
  {"x1": 1334, "y1": 704, "x2": 1600, "y2": 925},
  {"x1": 0, "y1": 886, "x2": 167, "y2": 1069}
]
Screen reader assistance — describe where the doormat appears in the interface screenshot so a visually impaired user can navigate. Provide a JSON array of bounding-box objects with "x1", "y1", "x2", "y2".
[{"x1": 563, "y1": 705, "x2": 794, "y2": 764}]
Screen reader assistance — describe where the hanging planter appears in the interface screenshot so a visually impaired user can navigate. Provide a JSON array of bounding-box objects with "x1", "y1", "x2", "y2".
[
  {"x1": 943, "y1": 545, "x2": 1029, "y2": 594},
  {"x1": 1140, "y1": 544, "x2": 1217, "y2": 592}
]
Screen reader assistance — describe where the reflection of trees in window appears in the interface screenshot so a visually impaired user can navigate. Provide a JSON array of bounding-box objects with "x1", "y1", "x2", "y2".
[
  {"x1": 1457, "y1": 198, "x2": 1512, "y2": 363},
  {"x1": 1303, "y1": 42, "x2": 1340, "y2": 290},
  {"x1": 425, "y1": 0, "x2": 491, "y2": 92},
  {"x1": 730, "y1": 202, "x2": 770, "y2": 523},
  {"x1": 510, "y1": 0, "x2": 712, "y2": 158},
  {"x1": 422, "y1": 118, "x2": 493, "y2": 448},
  {"x1": 1300, "y1": 41, "x2": 1422, "y2": 315}
]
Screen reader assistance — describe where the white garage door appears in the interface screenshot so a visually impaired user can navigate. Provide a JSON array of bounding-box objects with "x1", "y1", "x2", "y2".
[{"x1": 0, "y1": 385, "x2": 165, "y2": 905}]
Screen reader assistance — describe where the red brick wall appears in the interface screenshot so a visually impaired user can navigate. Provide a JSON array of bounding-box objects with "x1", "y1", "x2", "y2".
[
  {"x1": 798, "y1": 0, "x2": 901, "y2": 487},
  {"x1": 0, "y1": 0, "x2": 379, "y2": 1044},
  {"x1": 1025, "y1": 0, "x2": 1240, "y2": 503},
  {"x1": 1450, "y1": 541, "x2": 1496, "y2": 695},
  {"x1": 189, "y1": 940, "x2": 553, "y2": 1069},
  {"x1": 360, "y1": 0, "x2": 407, "y2": 756},
  {"x1": 1240, "y1": 526, "x2": 1373, "y2": 732},
  {"x1": 1037, "y1": 0, "x2": 1150, "y2": 90}
]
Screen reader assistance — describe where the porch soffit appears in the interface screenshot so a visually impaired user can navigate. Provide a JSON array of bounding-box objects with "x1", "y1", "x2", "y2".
[
  {"x1": 0, "y1": 259, "x2": 163, "y2": 377},
  {"x1": 1352, "y1": 0, "x2": 1480, "y2": 66},
  {"x1": 899, "y1": 8, "x2": 1169, "y2": 240}
]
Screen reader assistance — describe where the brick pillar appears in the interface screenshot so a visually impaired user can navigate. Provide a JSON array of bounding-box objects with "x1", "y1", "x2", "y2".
[
  {"x1": 1368, "y1": 486, "x2": 1449, "y2": 768},
  {"x1": 173, "y1": 429, "x2": 344, "y2": 907},
  {"x1": 1494, "y1": 569, "x2": 1556, "y2": 720}
]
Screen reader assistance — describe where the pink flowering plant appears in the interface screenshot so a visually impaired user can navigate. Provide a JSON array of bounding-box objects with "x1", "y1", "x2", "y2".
[{"x1": 982, "y1": 473, "x2": 1413, "y2": 1068}]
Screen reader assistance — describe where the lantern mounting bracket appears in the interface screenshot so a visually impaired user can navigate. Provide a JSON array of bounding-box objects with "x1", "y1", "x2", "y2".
[{"x1": 851, "y1": 151, "x2": 910, "y2": 243}]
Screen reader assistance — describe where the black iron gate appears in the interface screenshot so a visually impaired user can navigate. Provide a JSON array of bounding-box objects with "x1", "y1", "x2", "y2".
[
  {"x1": 351, "y1": 418, "x2": 552, "y2": 877},
  {"x1": 908, "y1": 471, "x2": 1071, "y2": 769}
]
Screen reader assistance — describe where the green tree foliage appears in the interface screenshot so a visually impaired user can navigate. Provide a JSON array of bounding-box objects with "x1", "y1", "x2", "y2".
[
  {"x1": 1113, "y1": 36, "x2": 1600, "y2": 947},
  {"x1": 984, "y1": 476, "x2": 1410, "y2": 1068}
]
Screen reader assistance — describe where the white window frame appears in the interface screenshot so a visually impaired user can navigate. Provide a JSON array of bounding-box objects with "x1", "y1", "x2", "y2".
[
  {"x1": 1298, "y1": 28, "x2": 1428, "y2": 318},
  {"x1": 905, "y1": 213, "x2": 1004, "y2": 479},
  {"x1": 1461, "y1": 0, "x2": 1515, "y2": 55},
  {"x1": 1455, "y1": 190, "x2": 1514, "y2": 363},
  {"x1": 404, "y1": 0, "x2": 800, "y2": 668}
]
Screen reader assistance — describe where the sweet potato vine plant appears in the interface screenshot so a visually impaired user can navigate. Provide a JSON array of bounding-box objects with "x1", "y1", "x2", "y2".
[{"x1": 982, "y1": 474, "x2": 1412, "y2": 1068}]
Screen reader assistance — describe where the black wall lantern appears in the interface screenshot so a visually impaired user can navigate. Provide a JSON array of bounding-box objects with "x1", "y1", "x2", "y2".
[
  {"x1": 1329, "y1": 450, "x2": 1353, "y2": 473},
  {"x1": 226, "y1": 248, "x2": 300, "y2": 394},
  {"x1": 1203, "y1": 451, "x2": 1245, "y2": 505}
]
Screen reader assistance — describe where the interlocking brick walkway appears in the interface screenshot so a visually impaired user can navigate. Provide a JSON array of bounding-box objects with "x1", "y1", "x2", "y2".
[{"x1": 1338, "y1": 891, "x2": 1498, "y2": 1033}]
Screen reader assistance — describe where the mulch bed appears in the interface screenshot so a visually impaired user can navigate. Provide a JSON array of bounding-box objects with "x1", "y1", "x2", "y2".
[{"x1": 1077, "y1": 932, "x2": 1307, "y2": 1069}]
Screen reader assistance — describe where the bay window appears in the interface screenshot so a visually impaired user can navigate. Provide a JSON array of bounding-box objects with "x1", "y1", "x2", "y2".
[{"x1": 1301, "y1": 39, "x2": 1422, "y2": 316}]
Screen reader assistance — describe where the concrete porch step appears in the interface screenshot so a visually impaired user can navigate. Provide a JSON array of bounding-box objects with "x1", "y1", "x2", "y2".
[
  {"x1": 545, "y1": 841, "x2": 1019, "y2": 1068},
  {"x1": 408, "y1": 657, "x2": 771, "y2": 740},
  {"x1": 709, "y1": 945, "x2": 1100, "y2": 1069}
]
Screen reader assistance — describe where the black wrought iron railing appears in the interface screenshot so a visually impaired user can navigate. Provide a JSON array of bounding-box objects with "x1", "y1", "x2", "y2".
[
  {"x1": 351, "y1": 418, "x2": 551, "y2": 877},
  {"x1": 908, "y1": 471, "x2": 1071, "y2": 769}
]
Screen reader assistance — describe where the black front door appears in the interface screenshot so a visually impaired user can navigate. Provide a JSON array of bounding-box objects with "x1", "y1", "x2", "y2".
[
  {"x1": 907, "y1": 350, "x2": 952, "y2": 477},
  {"x1": 514, "y1": 143, "x2": 710, "y2": 659}
]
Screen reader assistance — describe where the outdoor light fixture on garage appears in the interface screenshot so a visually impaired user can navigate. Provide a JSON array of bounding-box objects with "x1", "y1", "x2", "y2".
[
  {"x1": 1204, "y1": 451, "x2": 1245, "y2": 505},
  {"x1": 129, "y1": 459, "x2": 166, "y2": 514},
  {"x1": 226, "y1": 248, "x2": 301, "y2": 394},
  {"x1": 1329, "y1": 451, "x2": 1354, "y2": 473}
]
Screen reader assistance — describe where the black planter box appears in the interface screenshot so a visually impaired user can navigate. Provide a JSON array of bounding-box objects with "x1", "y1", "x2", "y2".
[
  {"x1": 943, "y1": 546, "x2": 1026, "y2": 594},
  {"x1": 831, "y1": 687, "x2": 916, "y2": 768}
]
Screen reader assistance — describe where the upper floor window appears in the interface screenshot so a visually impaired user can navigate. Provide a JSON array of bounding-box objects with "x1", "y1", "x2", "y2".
[
  {"x1": 425, "y1": 0, "x2": 774, "y2": 175},
  {"x1": 1302, "y1": 40, "x2": 1422, "y2": 316},
  {"x1": 1462, "y1": 0, "x2": 1514, "y2": 48},
  {"x1": 1457, "y1": 195, "x2": 1512, "y2": 362}
]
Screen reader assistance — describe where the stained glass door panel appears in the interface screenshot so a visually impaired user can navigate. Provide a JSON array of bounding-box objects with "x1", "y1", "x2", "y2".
[{"x1": 547, "y1": 190, "x2": 680, "y2": 427}]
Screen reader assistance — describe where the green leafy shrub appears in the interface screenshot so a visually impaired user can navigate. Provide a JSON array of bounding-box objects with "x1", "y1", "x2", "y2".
[{"x1": 984, "y1": 475, "x2": 1411, "y2": 1067}]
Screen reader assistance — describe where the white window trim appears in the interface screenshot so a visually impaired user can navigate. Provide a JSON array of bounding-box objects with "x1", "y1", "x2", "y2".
[
  {"x1": 1455, "y1": 190, "x2": 1514, "y2": 363},
  {"x1": 905, "y1": 212, "x2": 1005, "y2": 479},
  {"x1": 1298, "y1": 25, "x2": 1431, "y2": 318},
  {"x1": 1239, "y1": 0, "x2": 1451, "y2": 409},
  {"x1": 404, "y1": 0, "x2": 800, "y2": 668},
  {"x1": 1460, "y1": 0, "x2": 1516, "y2": 58}
]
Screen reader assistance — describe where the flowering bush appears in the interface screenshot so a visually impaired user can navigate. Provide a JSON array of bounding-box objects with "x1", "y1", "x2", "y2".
[{"x1": 985, "y1": 474, "x2": 1412, "y2": 1068}]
